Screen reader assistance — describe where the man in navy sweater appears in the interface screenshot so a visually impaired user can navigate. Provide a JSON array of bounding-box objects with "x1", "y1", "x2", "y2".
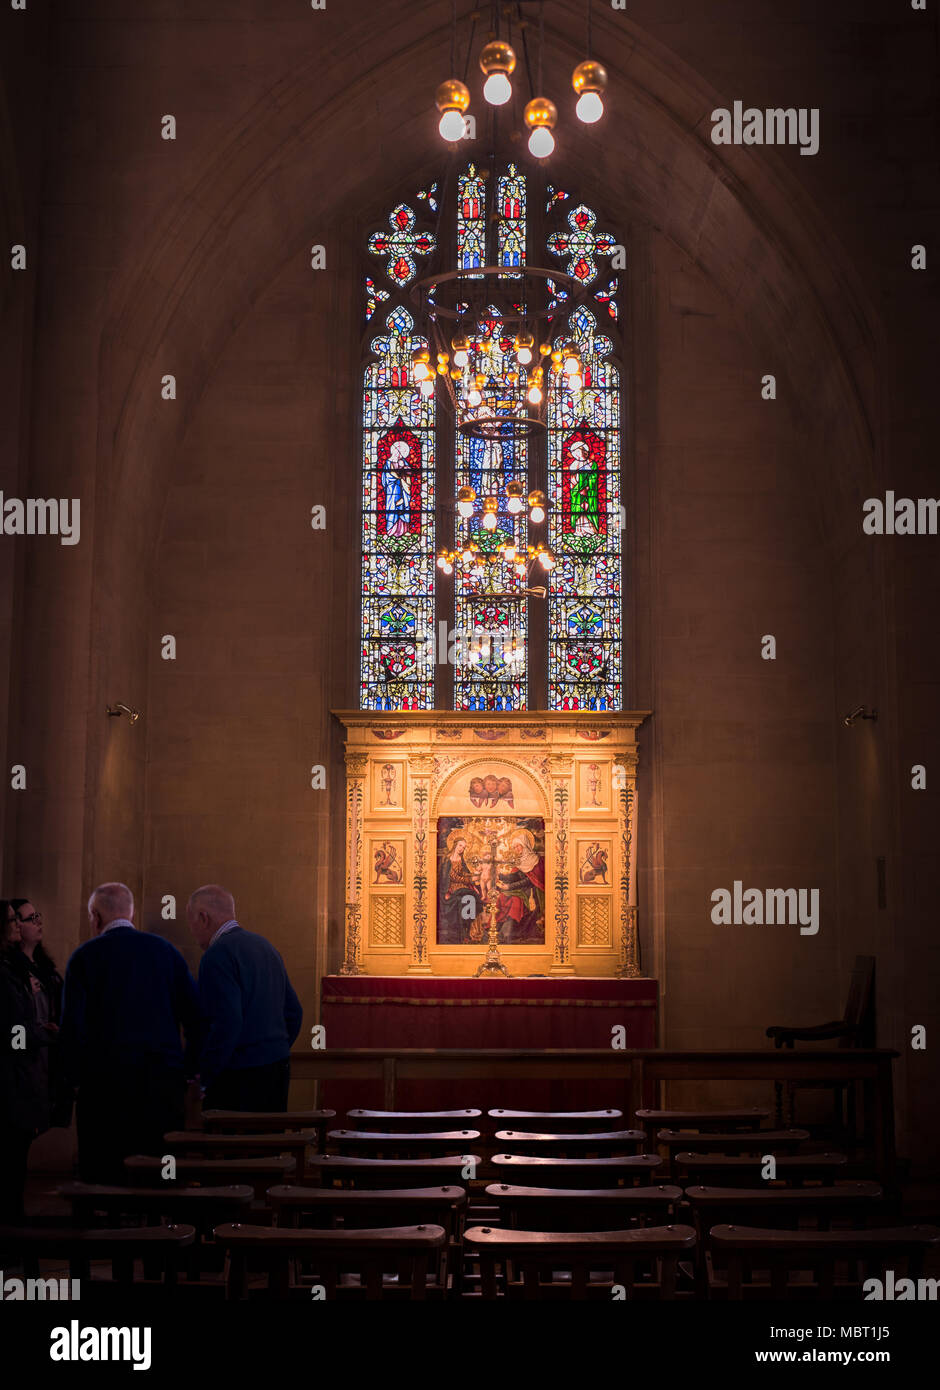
[
  {"x1": 186, "y1": 884, "x2": 303, "y2": 1111},
  {"x1": 59, "y1": 882, "x2": 200, "y2": 1182}
]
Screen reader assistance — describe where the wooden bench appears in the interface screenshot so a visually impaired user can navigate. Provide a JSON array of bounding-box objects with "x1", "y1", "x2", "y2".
[
  {"x1": 202, "y1": 1110, "x2": 335, "y2": 1150},
  {"x1": 347, "y1": 1109, "x2": 482, "y2": 1132},
  {"x1": 494, "y1": 1129, "x2": 645, "y2": 1158},
  {"x1": 488, "y1": 1109, "x2": 623, "y2": 1135},
  {"x1": 163, "y1": 1130, "x2": 316, "y2": 1178},
  {"x1": 463, "y1": 1224, "x2": 696, "y2": 1299},
  {"x1": 214, "y1": 1222, "x2": 447, "y2": 1299},
  {"x1": 491, "y1": 1154, "x2": 663, "y2": 1188},
  {"x1": 124, "y1": 1154, "x2": 296, "y2": 1200},
  {"x1": 266, "y1": 1184, "x2": 467, "y2": 1292},
  {"x1": 487, "y1": 1183, "x2": 684, "y2": 1231},
  {"x1": 635, "y1": 1107, "x2": 769, "y2": 1150},
  {"x1": 0, "y1": 1223, "x2": 195, "y2": 1287},
  {"x1": 327, "y1": 1129, "x2": 482, "y2": 1158},
  {"x1": 656, "y1": 1128, "x2": 808, "y2": 1177},
  {"x1": 674, "y1": 1152, "x2": 849, "y2": 1187},
  {"x1": 307, "y1": 1155, "x2": 481, "y2": 1189},
  {"x1": 708, "y1": 1222, "x2": 940, "y2": 1299}
]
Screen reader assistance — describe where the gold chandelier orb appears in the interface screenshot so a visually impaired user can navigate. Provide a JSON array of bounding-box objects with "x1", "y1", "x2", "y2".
[
  {"x1": 479, "y1": 40, "x2": 517, "y2": 78},
  {"x1": 524, "y1": 95, "x2": 558, "y2": 131},
  {"x1": 571, "y1": 59, "x2": 608, "y2": 95},
  {"x1": 435, "y1": 77, "x2": 471, "y2": 114}
]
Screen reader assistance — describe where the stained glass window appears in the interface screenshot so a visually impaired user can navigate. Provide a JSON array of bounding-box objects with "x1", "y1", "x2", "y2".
[
  {"x1": 457, "y1": 165, "x2": 486, "y2": 275},
  {"x1": 497, "y1": 164, "x2": 525, "y2": 276},
  {"x1": 453, "y1": 308, "x2": 528, "y2": 711},
  {"x1": 360, "y1": 171, "x2": 623, "y2": 714},
  {"x1": 368, "y1": 204, "x2": 436, "y2": 287},
  {"x1": 548, "y1": 306, "x2": 622, "y2": 710},
  {"x1": 361, "y1": 307, "x2": 436, "y2": 709}
]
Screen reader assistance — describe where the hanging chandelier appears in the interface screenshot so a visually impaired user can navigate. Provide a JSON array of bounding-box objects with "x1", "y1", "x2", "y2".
[{"x1": 434, "y1": 0, "x2": 608, "y2": 158}]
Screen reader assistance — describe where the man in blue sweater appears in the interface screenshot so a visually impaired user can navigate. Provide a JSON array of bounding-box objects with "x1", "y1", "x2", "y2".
[
  {"x1": 186, "y1": 885, "x2": 303, "y2": 1111},
  {"x1": 59, "y1": 882, "x2": 200, "y2": 1182}
]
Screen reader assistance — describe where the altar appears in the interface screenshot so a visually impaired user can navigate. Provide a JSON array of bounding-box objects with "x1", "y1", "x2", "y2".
[{"x1": 320, "y1": 972, "x2": 657, "y2": 1111}]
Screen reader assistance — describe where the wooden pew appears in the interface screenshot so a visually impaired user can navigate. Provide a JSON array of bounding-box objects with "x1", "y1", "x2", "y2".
[
  {"x1": 491, "y1": 1154, "x2": 663, "y2": 1188},
  {"x1": 463, "y1": 1224, "x2": 696, "y2": 1299},
  {"x1": 203, "y1": 1110, "x2": 335, "y2": 1151},
  {"x1": 488, "y1": 1109, "x2": 623, "y2": 1135},
  {"x1": 708, "y1": 1223, "x2": 940, "y2": 1299},
  {"x1": 635, "y1": 1107, "x2": 769, "y2": 1156},
  {"x1": 307, "y1": 1154, "x2": 481, "y2": 1190},
  {"x1": 0, "y1": 1224, "x2": 195, "y2": 1289},
  {"x1": 214, "y1": 1222, "x2": 447, "y2": 1299},
  {"x1": 327, "y1": 1129, "x2": 482, "y2": 1158},
  {"x1": 347, "y1": 1109, "x2": 482, "y2": 1133},
  {"x1": 163, "y1": 1130, "x2": 315, "y2": 1175},
  {"x1": 493, "y1": 1129, "x2": 645, "y2": 1158},
  {"x1": 124, "y1": 1153, "x2": 296, "y2": 1202},
  {"x1": 656, "y1": 1128, "x2": 808, "y2": 1178},
  {"x1": 487, "y1": 1183, "x2": 684, "y2": 1231},
  {"x1": 266, "y1": 1184, "x2": 467, "y2": 1292},
  {"x1": 674, "y1": 1152, "x2": 849, "y2": 1187}
]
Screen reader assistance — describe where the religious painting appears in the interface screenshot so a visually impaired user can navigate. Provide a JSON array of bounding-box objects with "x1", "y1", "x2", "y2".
[
  {"x1": 576, "y1": 759, "x2": 610, "y2": 811},
  {"x1": 436, "y1": 815, "x2": 546, "y2": 946},
  {"x1": 372, "y1": 838, "x2": 405, "y2": 886},
  {"x1": 372, "y1": 758, "x2": 404, "y2": 810},
  {"x1": 577, "y1": 838, "x2": 612, "y2": 887},
  {"x1": 468, "y1": 773, "x2": 514, "y2": 808}
]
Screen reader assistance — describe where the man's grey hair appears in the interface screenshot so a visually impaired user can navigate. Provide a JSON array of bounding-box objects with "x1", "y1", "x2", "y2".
[
  {"x1": 188, "y1": 884, "x2": 236, "y2": 922},
  {"x1": 88, "y1": 882, "x2": 134, "y2": 920}
]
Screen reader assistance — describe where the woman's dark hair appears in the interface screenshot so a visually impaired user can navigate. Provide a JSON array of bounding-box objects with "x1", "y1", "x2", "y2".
[
  {"x1": 0, "y1": 899, "x2": 17, "y2": 954},
  {"x1": 10, "y1": 897, "x2": 58, "y2": 974}
]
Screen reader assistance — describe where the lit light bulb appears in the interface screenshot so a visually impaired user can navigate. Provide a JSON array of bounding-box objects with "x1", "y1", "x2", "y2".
[
  {"x1": 527, "y1": 383, "x2": 543, "y2": 405},
  {"x1": 442, "y1": 560, "x2": 453, "y2": 574},
  {"x1": 569, "y1": 373, "x2": 584, "y2": 392},
  {"x1": 482, "y1": 511, "x2": 497, "y2": 530},
  {"x1": 576, "y1": 91, "x2": 604, "y2": 124},
  {"x1": 539, "y1": 551, "x2": 555, "y2": 570},
  {"x1": 507, "y1": 497, "x2": 524, "y2": 515},
  {"x1": 516, "y1": 346, "x2": 532, "y2": 366},
  {"x1": 454, "y1": 348, "x2": 469, "y2": 368},
  {"x1": 413, "y1": 361, "x2": 429, "y2": 381},
  {"x1": 505, "y1": 544, "x2": 517, "y2": 562},
  {"x1": 461, "y1": 548, "x2": 473, "y2": 565},
  {"x1": 563, "y1": 354, "x2": 580, "y2": 375},
  {"x1": 468, "y1": 388, "x2": 483, "y2": 407},
  {"x1": 419, "y1": 378, "x2": 435, "y2": 397},
  {"x1": 528, "y1": 125, "x2": 555, "y2": 158},
  {"x1": 530, "y1": 503, "x2": 545, "y2": 523},
  {"x1": 439, "y1": 108, "x2": 467, "y2": 141},
  {"x1": 483, "y1": 71, "x2": 512, "y2": 106}
]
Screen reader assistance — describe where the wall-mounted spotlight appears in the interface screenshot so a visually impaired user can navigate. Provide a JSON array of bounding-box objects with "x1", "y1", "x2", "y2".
[
  {"x1": 107, "y1": 703, "x2": 141, "y2": 724},
  {"x1": 843, "y1": 705, "x2": 877, "y2": 727}
]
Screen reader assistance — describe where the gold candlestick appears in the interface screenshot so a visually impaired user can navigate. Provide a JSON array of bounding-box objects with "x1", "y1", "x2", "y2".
[{"x1": 473, "y1": 894, "x2": 512, "y2": 978}]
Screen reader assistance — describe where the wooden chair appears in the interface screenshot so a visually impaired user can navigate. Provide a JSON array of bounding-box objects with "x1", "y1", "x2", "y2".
[
  {"x1": 635, "y1": 1108, "x2": 769, "y2": 1155},
  {"x1": 463, "y1": 1224, "x2": 696, "y2": 1299},
  {"x1": 203, "y1": 1110, "x2": 335, "y2": 1150},
  {"x1": 58, "y1": 1181, "x2": 255, "y2": 1283},
  {"x1": 766, "y1": 954, "x2": 876, "y2": 1135},
  {"x1": 489, "y1": 1109, "x2": 623, "y2": 1135},
  {"x1": 327, "y1": 1129, "x2": 482, "y2": 1158},
  {"x1": 487, "y1": 1183, "x2": 684, "y2": 1232},
  {"x1": 493, "y1": 1129, "x2": 645, "y2": 1158},
  {"x1": 347, "y1": 1109, "x2": 482, "y2": 1133},
  {"x1": 266, "y1": 1184, "x2": 467, "y2": 1293},
  {"x1": 124, "y1": 1153, "x2": 296, "y2": 1201},
  {"x1": 674, "y1": 1152, "x2": 849, "y2": 1188},
  {"x1": 307, "y1": 1154, "x2": 481, "y2": 1190},
  {"x1": 683, "y1": 1182, "x2": 886, "y2": 1296},
  {"x1": 491, "y1": 1154, "x2": 662, "y2": 1188},
  {"x1": 214, "y1": 1222, "x2": 447, "y2": 1299},
  {"x1": 708, "y1": 1222, "x2": 940, "y2": 1299},
  {"x1": 163, "y1": 1130, "x2": 315, "y2": 1179},
  {"x1": 656, "y1": 1128, "x2": 808, "y2": 1178},
  {"x1": 0, "y1": 1224, "x2": 195, "y2": 1289}
]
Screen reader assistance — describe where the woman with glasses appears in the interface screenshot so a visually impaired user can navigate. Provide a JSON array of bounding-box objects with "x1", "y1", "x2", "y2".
[
  {"x1": 10, "y1": 899, "x2": 71, "y2": 1131},
  {"x1": 0, "y1": 900, "x2": 57, "y2": 1223}
]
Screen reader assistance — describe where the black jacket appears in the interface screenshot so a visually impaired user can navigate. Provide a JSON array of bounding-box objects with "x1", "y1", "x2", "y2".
[{"x1": 0, "y1": 950, "x2": 52, "y2": 1133}]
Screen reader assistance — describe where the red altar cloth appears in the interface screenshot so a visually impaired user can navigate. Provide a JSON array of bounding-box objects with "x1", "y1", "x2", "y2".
[{"x1": 319, "y1": 975, "x2": 657, "y2": 1112}]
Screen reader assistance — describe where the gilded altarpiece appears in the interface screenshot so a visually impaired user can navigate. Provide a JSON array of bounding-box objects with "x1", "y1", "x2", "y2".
[{"x1": 335, "y1": 712, "x2": 649, "y2": 978}]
